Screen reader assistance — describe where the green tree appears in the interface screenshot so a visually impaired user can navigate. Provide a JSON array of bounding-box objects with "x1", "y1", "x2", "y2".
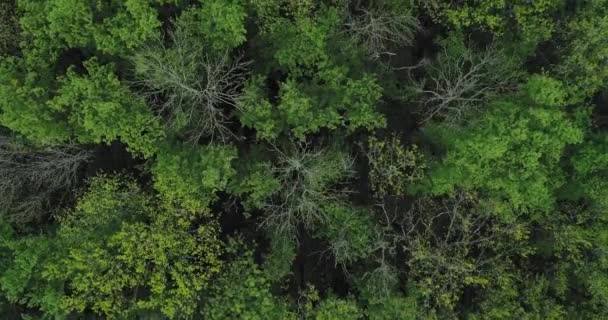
[
  {"x1": 152, "y1": 142, "x2": 237, "y2": 214},
  {"x1": 556, "y1": 0, "x2": 608, "y2": 101},
  {"x1": 18, "y1": 0, "x2": 165, "y2": 57},
  {"x1": 239, "y1": 5, "x2": 385, "y2": 140},
  {"x1": 50, "y1": 59, "x2": 164, "y2": 157},
  {"x1": 421, "y1": 76, "x2": 584, "y2": 217},
  {"x1": 422, "y1": 0, "x2": 564, "y2": 46},
  {"x1": 195, "y1": 0, "x2": 247, "y2": 51},
  {"x1": 312, "y1": 295, "x2": 362, "y2": 320},
  {"x1": 203, "y1": 238, "x2": 295, "y2": 320},
  {"x1": 0, "y1": 176, "x2": 226, "y2": 319}
]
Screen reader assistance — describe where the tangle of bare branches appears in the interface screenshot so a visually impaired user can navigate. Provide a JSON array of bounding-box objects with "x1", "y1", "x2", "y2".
[
  {"x1": 133, "y1": 22, "x2": 250, "y2": 144},
  {"x1": 0, "y1": 137, "x2": 91, "y2": 224}
]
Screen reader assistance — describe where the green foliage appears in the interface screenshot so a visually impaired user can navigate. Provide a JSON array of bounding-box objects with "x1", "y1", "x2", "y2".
[
  {"x1": 0, "y1": 0, "x2": 19, "y2": 56},
  {"x1": 365, "y1": 293, "x2": 420, "y2": 320},
  {"x1": 203, "y1": 238, "x2": 294, "y2": 320},
  {"x1": 0, "y1": 222, "x2": 63, "y2": 316},
  {"x1": 50, "y1": 59, "x2": 164, "y2": 157},
  {"x1": 0, "y1": 58, "x2": 68, "y2": 144},
  {"x1": 239, "y1": 5, "x2": 385, "y2": 141},
  {"x1": 267, "y1": 6, "x2": 341, "y2": 74},
  {"x1": 3, "y1": 0, "x2": 608, "y2": 318},
  {"x1": 424, "y1": 0, "x2": 564, "y2": 45},
  {"x1": 315, "y1": 203, "x2": 378, "y2": 265},
  {"x1": 568, "y1": 133, "x2": 608, "y2": 209},
  {"x1": 240, "y1": 70, "x2": 384, "y2": 141},
  {"x1": 18, "y1": 0, "x2": 164, "y2": 56},
  {"x1": 557, "y1": 0, "x2": 608, "y2": 100},
  {"x1": 1, "y1": 177, "x2": 223, "y2": 318},
  {"x1": 356, "y1": 280, "x2": 422, "y2": 320},
  {"x1": 197, "y1": 0, "x2": 247, "y2": 51},
  {"x1": 1, "y1": 58, "x2": 164, "y2": 157},
  {"x1": 366, "y1": 135, "x2": 425, "y2": 198},
  {"x1": 312, "y1": 295, "x2": 363, "y2": 320},
  {"x1": 262, "y1": 230, "x2": 297, "y2": 282},
  {"x1": 48, "y1": 177, "x2": 223, "y2": 318},
  {"x1": 152, "y1": 142, "x2": 237, "y2": 214},
  {"x1": 229, "y1": 159, "x2": 280, "y2": 211},
  {"x1": 422, "y1": 76, "x2": 584, "y2": 216}
]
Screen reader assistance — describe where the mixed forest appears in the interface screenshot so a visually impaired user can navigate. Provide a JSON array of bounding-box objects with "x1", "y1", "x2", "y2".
[{"x1": 1, "y1": 0, "x2": 608, "y2": 318}]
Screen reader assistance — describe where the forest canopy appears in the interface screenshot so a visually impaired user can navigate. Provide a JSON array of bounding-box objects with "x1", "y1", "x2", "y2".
[{"x1": 1, "y1": 0, "x2": 608, "y2": 319}]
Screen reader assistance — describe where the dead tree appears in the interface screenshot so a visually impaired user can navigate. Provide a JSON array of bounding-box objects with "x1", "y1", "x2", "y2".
[
  {"x1": 0, "y1": 137, "x2": 91, "y2": 225},
  {"x1": 345, "y1": 7, "x2": 418, "y2": 60},
  {"x1": 400, "y1": 193, "x2": 518, "y2": 310},
  {"x1": 260, "y1": 141, "x2": 355, "y2": 239},
  {"x1": 412, "y1": 43, "x2": 522, "y2": 124},
  {"x1": 361, "y1": 192, "x2": 520, "y2": 308},
  {"x1": 133, "y1": 21, "x2": 250, "y2": 144}
]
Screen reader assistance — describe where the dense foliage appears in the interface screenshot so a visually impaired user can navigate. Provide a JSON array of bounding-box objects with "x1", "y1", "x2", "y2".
[{"x1": 1, "y1": 0, "x2": 608, "y2": 318}]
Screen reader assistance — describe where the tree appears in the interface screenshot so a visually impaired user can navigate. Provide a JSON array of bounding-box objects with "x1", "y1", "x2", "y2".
[
  {"x1": 420, "y1": 0, "x2": 564, "y2": 46},
  {"x1": 1, "y1": 58, "x2": 164, "y2": 157},
  {"x1": 556, "y1": 0, "x2": 608, "y2": 101},
  {"x1": 410, "y1": 33, "x2": 524, "y2": 124},
  {"x1": 344, "y1": 1, "x2": 418, "y2": 60},
  {"x1": 312, "y1": 295, "x2": 362, "y2": 320},
  {"x1": 0, "y1": 136, "x2": 91, "y2": 226},
  {"x1": 0, "y1": 0, "x2": 19, "y2": 56},
  {"x1": 133, "y1": 12, "x2": 250, "y2": 143},
  {"x1": 0, "y1": 57, "x2": 69, "y2": 145},
  {"x1": 0, "y1": 176, "x2": 224, "y2": 319},
  {"x1": 400, "y1": 193, "x2": 522, "y2": 314},
  {"x1": 240, "y1": 72, "x2": 384, "y2": 141},
  {"x1": 202, "y1": 237, "x2": 294, "y2": 320},
  {"x1": 18, "y1": 0, "x2": 166, "y2": 57},
  {"x1": 50, "y1": 59, "x2": 165, "y2": 158},
  {"x1": 259, "y1": 141, "x2": 355, "y2": 237},
  {"x1": 315, "y1": 203, "x2": 378, "y2": 266},
  {"x1": 152, "y1": 142, "x2": 237, "y2": 214},
  {"x1": 194, "y1": 0, "x2": 247, "y2": 52},
  {"x1": 238, "y1": 5, "x2": 385, "y2": 141},
  {"x1": 364, "y1": 134, "x2": 426, "y2": 199},
  {"x1": 421, "y1": 76, "x2": 584, "y2": 217}
]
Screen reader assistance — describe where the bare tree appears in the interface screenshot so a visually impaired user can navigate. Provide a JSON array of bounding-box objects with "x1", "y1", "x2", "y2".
[
  {"x1": 358, "y1": 192, "x2": 520, "y2": 309},
  {"x1": 132, "y1": 20, "x2": 250, "y2": 144},
  {"x1": 411, "y1": 41, "x2": 522, "y2": 124},
  {"x1": 0, "y1": 137, "x2": 91, "y2": 225},
  {"x1": 260, "y1": 141, "x2": 355, "y2": 239},
  {"x1": 345, "y1": 7, "x2": 418, "y2": 60},
  {"x1": 398, "y1": 193, "x2": 519, "y2": 310}
]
